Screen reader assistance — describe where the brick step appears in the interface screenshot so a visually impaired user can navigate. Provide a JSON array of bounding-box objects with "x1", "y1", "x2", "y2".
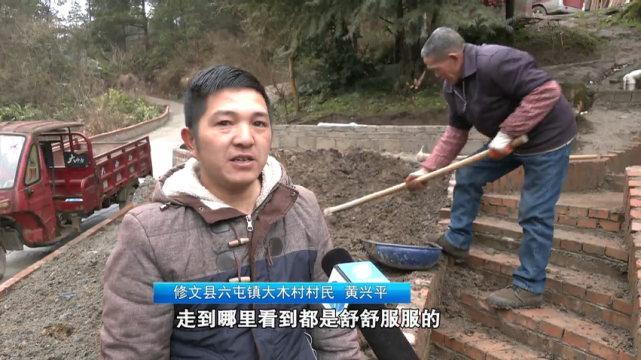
[
  {"x1": 440, "y1": 192, "x2": 625, "y2": 233},
  {"x1": 461, "y1": 291, "x2": 635, "y2": 360},
  {"x1": 438, "y1": 217, "x2": 628, "y2": 278},
  {"x1": 464, "y1": 246, "x2": 632, "y2": 329},
  {"x1": 431, "y1": 315, "x2": 549, "y2": 359},
  {"x1": 481, "y1": 192, "x2": 624, "y2": 232}
]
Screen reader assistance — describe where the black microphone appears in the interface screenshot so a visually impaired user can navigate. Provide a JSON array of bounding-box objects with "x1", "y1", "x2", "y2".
[{"x1": 321, "y1": 248, "x2": 420, "y2": 360}]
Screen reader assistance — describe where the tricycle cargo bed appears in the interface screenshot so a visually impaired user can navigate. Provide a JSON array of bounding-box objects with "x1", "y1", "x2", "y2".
[
  {"x1": 89, "y1": 141, "x2": 131, "y2": 159},
  {"x1": 0, "y1": 122, "x2": 153, "y2": 273},
  {"x1": 49, "y1": 141, "x2": 130, "y2": 167}
]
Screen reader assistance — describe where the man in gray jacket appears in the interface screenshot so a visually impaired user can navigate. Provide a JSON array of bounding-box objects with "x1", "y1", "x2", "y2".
[{"x1": 100, "y1": 65, "x2": 363, "y2": 360}]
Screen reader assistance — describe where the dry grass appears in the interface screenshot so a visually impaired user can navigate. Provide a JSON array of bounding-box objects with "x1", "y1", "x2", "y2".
[{"x1": 152, "y1": 31, "x2": 287, "y2": 97}]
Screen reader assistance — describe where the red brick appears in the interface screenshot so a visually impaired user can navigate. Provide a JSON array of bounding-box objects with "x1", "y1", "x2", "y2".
[
  {"x1": 551, "y1": 341, "x2": 583, "y2": 359},
  {"x1": 568, "y1": 205, "x2": 588, "y2": 216},
  {"x1": 484, "y1": 260, "x2": 502, "y2": 273},
  {"x1": 601, "y1": 309, "x2": 632, "y2": 329},
  {"x1": 560, "y1": 239, "x2": 582, "y2": 251},
  {"x1": 629, "y1": 180, "x2": 641, "y2": 187},
  {"x1": 618, "y1": 351, "x2": 635, "y2": 360},
  {"x1": 631, "y1": 209, "x2": 641, "y2": 219},
  {"x1": 496, "y1": 207, "x2": 509, "y2": 216},
  {"x1": 513, "y1": 313, "x2": 539, "y2": 330},
  {"x1": 502, "y1": 198, "x2": 518, "y2": 208},
  {"x1": 463, "y1": 344, "x2": 487, "y2": 360},
  {"x1": 583, "y1": 243, "x2": 606, "y2": 255},
  {"x1": 612, "y1": 299, "x2": 633, "y2": 315},
  {"x1": 546, "y1": 278, "x2": 563, "y2": 292},
  {"x1": 631, "y1": 198, "x2": 641, "y2": 207},
  {"x1": 556, "y1": 205, "x2": 569, "y2": 215},
  {"x1": 589, "y1": 208, "x2": 610, "y2": 219},
  {"x1": 488, "y1": 197, "x2": 503, "y2": 206},
  {"x1": 588, "y1": 342, "x2": 618, "y2": 360},
  {"x1": 461, "y1": 293, "x2": 476, "y2": 307},
  {"x1": 558, "y1": 215, "x2": 577, "y2": 226},
  {"x1": 562, "y1": 330, "x2": 589, "y2": 349},
  {"x1": 599, "y1": 220, "x2": 621, "y2": 232},
  {"x1": 610, "y1": 213, "x2": 623, "y2": 221},
  {"x1": 539, "y1": 319, "x2": 564, "y2": 338},
  {"x1": 562, "y1": 283, "x2": 586, "y2": 298},
  {"x1": 468, "y1": 256, "x2": 485, "y2": 268},
  {"x1": 466, "y1": 307, "x2": 501, "y2": 328},
  {"x1": 465, "y1": 339, "x2": 513, "y2": 360},
  {"x1": 431, "y1": 330, "x2": 445, "y2": 343},
  {"x1": 632, "y1": 221, "x2": 641, "y2": 232},
  {"x1": 604, "y1": 247, "x2": 628, "y2": 262},
  {"x1": 444, "y1": 335, "x2": 465, "y2": 353},
  {"x1": 585, "y1": 290, "x2": 611, "y2": 306},
  {"x1": 577, "y1": 218, "x2": 598, "y2": 228},
  {"x1": 631, "y1": 188, "x2": 641, "y2": 196}
]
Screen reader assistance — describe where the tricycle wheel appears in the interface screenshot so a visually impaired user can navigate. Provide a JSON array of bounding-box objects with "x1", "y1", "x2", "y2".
[
  {"x1": 119, "y1": 185, "x2": 136, "y2": 210},
  {"x1": 0, "y1": 245, "x2": 6, "y2": 281}
]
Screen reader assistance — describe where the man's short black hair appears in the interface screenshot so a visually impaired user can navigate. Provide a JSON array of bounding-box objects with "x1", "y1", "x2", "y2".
[{"x1": 183, "y1": 65, "x2": 271, "y2": 136}]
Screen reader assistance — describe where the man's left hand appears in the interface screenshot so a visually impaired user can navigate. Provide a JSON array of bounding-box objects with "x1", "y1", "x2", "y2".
[{"x1": 488, "y1": 131, "x2": 513, "y2": 159}]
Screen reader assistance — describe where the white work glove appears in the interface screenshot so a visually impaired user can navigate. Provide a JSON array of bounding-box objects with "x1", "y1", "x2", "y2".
[
  {"x1": 488, "y1": 131, "x2": 513, "y2": 159},
  {"x1": 409, "y1": 167, "x2": 429, "y2": 178},
  {"x1": 405, "y1": 167, "x2": 429, "y2": 191}
]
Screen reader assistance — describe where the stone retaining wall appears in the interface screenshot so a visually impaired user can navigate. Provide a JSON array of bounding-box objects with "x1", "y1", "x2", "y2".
[
  {"x1": 272, "y1": 125, "x2": 488, "y2": 154},
  {"x1": 173, "y1": 125, "x2": 489, "y2": 167},
  {"x1": 596, "y1": 90, "x2": 641, "y2": 104}
]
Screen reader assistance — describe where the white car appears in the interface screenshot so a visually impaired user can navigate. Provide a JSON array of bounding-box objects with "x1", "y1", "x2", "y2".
[{"x1": 532, "y1": 0, "x2": 584, "y2": 15}]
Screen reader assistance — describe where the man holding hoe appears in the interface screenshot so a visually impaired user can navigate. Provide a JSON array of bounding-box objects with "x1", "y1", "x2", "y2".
[{"x1": 405, "y1": 27, "x2": 578, "y2": 309}]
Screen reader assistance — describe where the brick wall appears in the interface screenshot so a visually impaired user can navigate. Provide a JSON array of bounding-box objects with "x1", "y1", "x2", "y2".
[
  {"x1": 483, "y1": 140, "x2": 641, "y2": 194},
  {"x1": 398, "y1": 262, "x2": 445, "y2": 359},
  {"x1": 479, "y1": 194, "x2": 624, "y2": 233},
  {"x1": 624, "y1": 166, "x2": 641, "y2": 356}
]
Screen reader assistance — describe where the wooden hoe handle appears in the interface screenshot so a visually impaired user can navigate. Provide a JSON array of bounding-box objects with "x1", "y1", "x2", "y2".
[{"x1": 322, "y1": 135, "x2": 529, "y2": 216}]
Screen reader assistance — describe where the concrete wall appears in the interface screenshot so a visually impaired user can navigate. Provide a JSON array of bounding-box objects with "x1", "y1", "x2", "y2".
[{"x1": 90, "y1": 105, "x2": 171, "y2": 142}]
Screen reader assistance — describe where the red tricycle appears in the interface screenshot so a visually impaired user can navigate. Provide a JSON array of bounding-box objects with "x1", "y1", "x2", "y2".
[{"x1": 0, "y1": 121, "x2": 153, "y2": 279}]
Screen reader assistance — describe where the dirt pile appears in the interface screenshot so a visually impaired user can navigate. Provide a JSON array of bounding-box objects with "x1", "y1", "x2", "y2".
[
  {"x1": 0, "y1": 150, "x2": 449, "y2": 358},
  {"x1": 273, "y1": 149, "x2": 449, "y2": 264}
]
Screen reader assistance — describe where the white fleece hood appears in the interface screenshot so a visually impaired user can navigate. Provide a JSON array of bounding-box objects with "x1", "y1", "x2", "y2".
[{"x1": 162, "y1": 155, "x2": 284, "y2": 211}]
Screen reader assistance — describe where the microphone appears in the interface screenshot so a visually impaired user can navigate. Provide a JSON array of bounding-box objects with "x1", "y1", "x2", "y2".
[{"x1": 321, "y1": 248, "x2": 420, "y2": 360}]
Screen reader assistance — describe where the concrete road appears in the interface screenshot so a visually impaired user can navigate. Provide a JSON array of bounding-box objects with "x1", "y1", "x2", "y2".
[
  {"x1": 1, "y1": 205, "x2": 119, "y2": 284},
  {"x1": 142, "y1": 97, "x2": 185, "y2": 178},
  {"x1": 0, "y1": 97, "x2": 185, "y2": 285}
]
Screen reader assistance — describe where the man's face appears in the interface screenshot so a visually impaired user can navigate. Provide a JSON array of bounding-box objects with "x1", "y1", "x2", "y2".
[
  {"x1": 182, "y1": 88, "x2": 272, "y2": 191},
  {"x1": 424, "y1": 53, "x2": 464, "y2": 85}
]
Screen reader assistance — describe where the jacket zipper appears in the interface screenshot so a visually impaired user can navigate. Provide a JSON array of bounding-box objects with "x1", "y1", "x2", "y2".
[
  {"x1": 454, "y1": 81, "x2": 467, "y2": 113},
  {"x1": 245, "y1": 214, "x2": 254, "y2": 233}
]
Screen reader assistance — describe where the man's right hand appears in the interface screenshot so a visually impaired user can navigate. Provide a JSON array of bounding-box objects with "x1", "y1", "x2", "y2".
[{"x1": 405, "y1": 167, "x2": 429, "y2": 191}]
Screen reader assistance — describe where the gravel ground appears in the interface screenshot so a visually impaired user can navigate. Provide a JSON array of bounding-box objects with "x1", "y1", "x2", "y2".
[{"x1": 0, "y1": 178, "x2": 157, "y2": 360}]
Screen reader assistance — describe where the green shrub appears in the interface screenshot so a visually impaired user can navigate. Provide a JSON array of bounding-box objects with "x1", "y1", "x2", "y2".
[
  {"x1": 0, "y1": 104, "x2": 42, "y2": 121},
  {"x1": 92, "y1": 89, "x2": 163, "y2": 123}
]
